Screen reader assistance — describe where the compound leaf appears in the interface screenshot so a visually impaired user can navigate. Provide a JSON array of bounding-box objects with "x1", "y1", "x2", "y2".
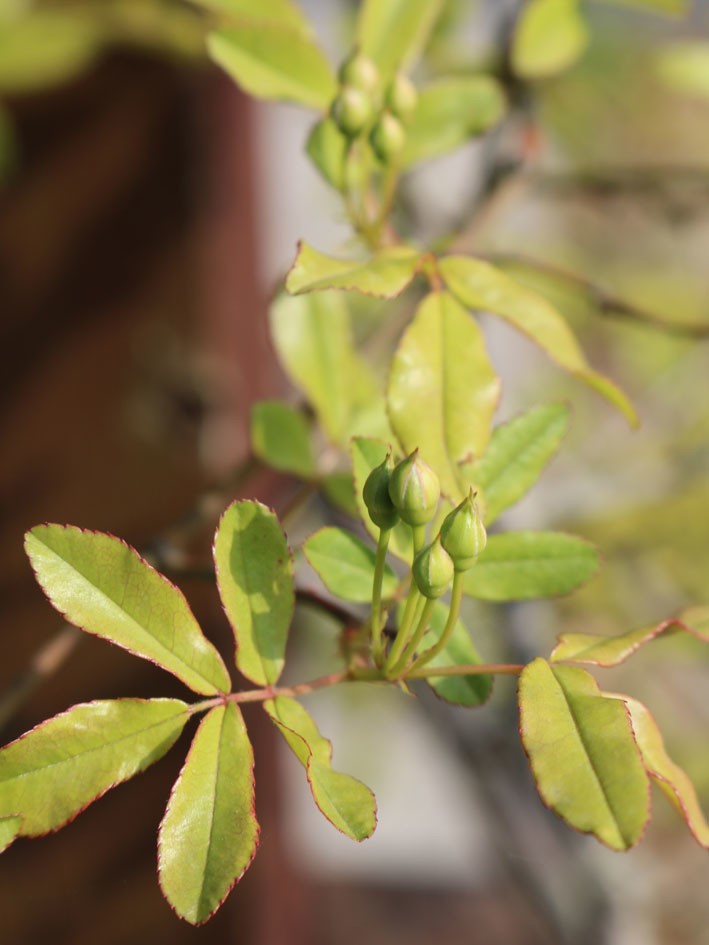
[
  {"x1": 24, "y1": 525, "x2": 230, "y2": 696},
  {"x1": 0, "y1": 698, "x2": 189, "y2": 836},
  {"x1": 304, "y1": 527, "x2": 398, "y2": 603},
  {"x1": 207, "y1": 23, "x2": 335, "y2": 110},
  {"x1": 439, "y1": 256, "x2": 638, "y2": 426},
  {"x1": 511, "y1": 0, "x2": 588, "y2": 80},
  {"x1": 214, "y1": 500, "x2": 293, "y2": 688},
  {"x1": 519, "y1": 659, "x2": 649, "y2": 850},
  {"x1": 159, "y1": 703, "x2": 259, "y2": 925},
  {"x1": 355, "y1": 0, "x2": 444, "y2": 78},
  {"x1": 250, "y1": 400, "x2": 315, "y2": 479},
  {"x1": 387, "y1": 291, "x2": 500, "y2": 502},
  {"x1": 461, "y1": 403, "x2": 570, "y2": 524},
  {"x1": 286, "y1": 242, "x2": 422, "y2": 298},
  {"x1": 350, "y1": 436, "x2": 413, "y2": 562},
  {"x1": 403, "y1": 76, "x2": 506, "y2": 167},
  {"x1": 264, "y1": 695, "x2": 376, "y2": 840}
]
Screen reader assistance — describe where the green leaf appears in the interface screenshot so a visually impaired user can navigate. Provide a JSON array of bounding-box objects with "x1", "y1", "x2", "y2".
[
  {"x1": 402, "y1": 76, "x2": 506, "y2": 167},
  {"x1": 207, "y1": 24, "x2": 336, "y2": 111},
  {"x1": 0, "y1": 10, "x2": 104, "y2": 93},
  {"x1": 306, "y1": 118, "x2": 348, "y2": 190},
  {"x1": 0, "y1": 816, "x2": 21, "y2": 854},
  {"x1": 158, "y1": 703, "x2": 259, "y2": 925},
  {"x1": 303, "y1": 527, "x2": 398, "y2": 603},
  {"x1": 264, "y1": 696, "x2": 376, "y2": 840},
  {"x1": 461, "y1": 403, "x2": 570, "y2": 525},
  {"x1": 605, "y1": 693, "x2": 709, "y2": 849},
  {"x1": 463, "y1": 531, "x2": 599, "y2": 601},
  {"x1": 213, "y1": 500, "x2": 293, "y2": 688},
  {"x1": 418, "y1": 602, "x2": 492, "y2": 707},
  {"x1": 602, "y1": 0, "x2": 687, "y2": 15},
  {"x1": 286, "y1": 242, "x2": 422, "y2": 298},
  {"x1": 519, "y1": 659, "x2": 649, "y2": 850},
  {"x1": 511, "y1": 0, "x2": 589, "y2": 81},
  {"x1": 355, "y1": 0, "x2": 444, "y2": 78},
  {"x1": 250, "y1": 400, "x2": 315, "y2": 479},
  {"x1": 439, "y1": 256, "x2": 638, "y2": 427},
  {"x1": 0, "y1": 699, "x2": 189, "y2": 836},
  {"x1": 387, "y1": 291, "x2": 500, "y2": 502},
  {"x1": 321, "y1": 471, "x2": 359, "y2": 518},
  {"x1": 190, "y1": 0, "x2": 314, "y2": 36},
  {"x1": 551, "y1": 605, "x2": 709, "y2": 666},
  {"x1": 24, "y1": 526, "x2": 231, "y2": 696},
  {"x1": 656, "y1": 43, "x2": 709, "y2": 99},
  {"x1": 269, "y1": 290, "x2": 381, "y2": 445},
  {"x1": 350, "y1": 437, "x2": 413, "y2": 563}
]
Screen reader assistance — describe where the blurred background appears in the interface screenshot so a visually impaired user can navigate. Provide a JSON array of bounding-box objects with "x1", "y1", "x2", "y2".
[{"x1": 1, "y1": 0, "x2": 709, "y2": 942}]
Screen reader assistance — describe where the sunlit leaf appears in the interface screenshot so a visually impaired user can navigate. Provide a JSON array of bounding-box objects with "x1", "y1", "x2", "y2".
[
  {"x1": 305, "y1": 117, "x2": 348, "y2": 190},
  {"x1": 213, "y1": 500, "x2": 293, "y2": 687},
  {"x1": 355, "y1": 0, "x2": 444, "y2": 78},
  {"x1": 461, "y1": 403, "x2": 570, "y2": 525},
  {"x1": 402, "y1": 76, "x2": 506, "y2": 167},
  {"x1": 0, "y1": 699, "x2": 189, "y2": 835},
  {"x1": 159, "y1": 703, "x2": 259, "y2": 925},
  {"x1": 207, "y1": 23, "x2": 335, "y2": 110},
  {"x1": 519, "y1": 659, "x2": 649, "y2": 850},
  {"x1": 511, "y1": 0, "x2": 588, "y2": 81},
  {"x1": 286, "y1": 242, "x2": 422, "y2": 298},
  {"x1": 417, "y1": 601, "x2": 492, "y2": 707},
  {"x1": 304, "y1": 527, "x2": 398, "y2": 603},
  {"x1": 656, "y1": 42, "x2": 709, "y2": 99},
  {"x1": 191, "y1": 0, "x2": 314, "y2": 36},
  {"x1": 350, "y1": 437, "x2": 413, "y2": 563},
  {"x1": 606, "y1": 693, "x2": 709, "y2": 849},
  {"x1": 264, "y1": 696, "x2": 376, "y2": 840},
  {"x1": 250, "y1": 400, "x2": 315, "y2": 479},
  {"x1": 24, "y1": 526, "x2": 231, "y2": 696},
  {"x1": 463, "y1": 531, "x2": 599, "y2": 601},
  {"x1": 551, "y1": 605, "x2": 709, "y2": 666},
  {"x1": 0, "y1": 816, "x2": 21, "y2": 854},
  {"x1": 439, "y1": 256, "x2": 638, "y2": 426},
  {"x1": 388, "y1": 291, "x2": 500, "y2": 502}
]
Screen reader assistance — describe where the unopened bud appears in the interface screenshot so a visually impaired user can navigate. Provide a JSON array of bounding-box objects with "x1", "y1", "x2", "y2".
[
  {"x1": 363, "y1": 453, "x2": 399, "y2": 530},
  {"x1": 440, "y1": 490, "x2": 487, "y2": 571},
  {"x1": 339, "y1": 52, "x2": 380, "y2": 97},
  {"x1": 384, "y1": 73, "x2": 418, "y2": 124},
  {"x1": 413, "y1": 535, "x2": 454, "y2": 599},
  {"x1": 388, "y1": 449, "x2": 440, "y2": 526},
  {"x1": 369, "y1": 110, "x2": 406, "y2": 163},
  {"x1": 331, "y1": 86, "x2": 373, "y2": 138}
]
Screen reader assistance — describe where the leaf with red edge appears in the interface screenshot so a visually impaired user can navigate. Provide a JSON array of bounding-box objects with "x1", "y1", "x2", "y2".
[
  {"x1": 159, "y1": 703, "x2": 259, "y2": 925},
  {"x1": 286, "y1": 242, "x2": 422, "y2": 298},
  {"x1": 24, "y1": 525, "x2": 231, "y2": 695},
  {"x1": 551, "y1": 605, "x2": 709, "y2": 666},
  {"x1": 264, "y1": 696, "x2": 376, "y2": 840},
  {"x1": 519, "y1": 658, "x2": 650, "y2": 850},
  {"x1": 605, "y1": 692, "x2": 709, "y2": 850},
  {"x1": 0, "y1": 699, "x2": 189, "y2": 836}
]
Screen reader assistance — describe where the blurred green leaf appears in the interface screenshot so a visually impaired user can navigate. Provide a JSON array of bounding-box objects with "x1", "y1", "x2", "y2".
[
  {"x1": 350, "y1": 437, "x2": 413, "y2": 562},
  {"x1": 463, "y1": 532, "x2": 599, "y2": 601},
  {"x1": 388, "y1": 291, "x2": 500, "y2": 502},
  {"x1": 306, "y1": 117, "x2": 348, "y2": 189},
  {"x1": 207, "y1": 23, "x2": 335, "y2": 110},
  {"x1": 656, "y1": 42, "x2": 709, "y2": 99},
  {"x1": 264, "y1": 695, "x2": 377, "y2": 840},
  {"x1": 321, "y1": 471, "x2": 359, "y2": 517},
  {"x1": 250, "y1": 400, "x2": 315, "y2": 479},
  {"x1": 439, "y1": 256, "x2": 638, "y2": 426},
  {"x1": 402, "y1": 76, "x2": 506, "y2": 167},
  {"x1": 304, "y1": 527, "x2": 398, "y2": 602},
  {"x1": 158, "y1": 703, "x2": 258, "y2": 925},
  {"x1": 213, "y1": 500, "x2": 293, "y2": 688},
  {"x1": 461, "y1": 403, "x2": 570, "y2": 525},
  {"x1": 24, "y1": 525, "x2": 230, "y2": 696},
  {"x1": 519, "y1": 659, "x2": 649, "y2": 850},
  {"x1": 0, "y1": 699, "x2": 189, "y2": 835},
  {"x1": 191, "y1": 0, "x2": 313, "y2": 35},
  {"x1": 599, "y1": 0, "x2": 687, "y2": 15},
  {"x1": 356, "y1": 0, "x2": 444, "y2": 78},
  {"x1": 511, "y1": 0, "x2": 588, "y2": 81},
  {"x1": 418, "y1": 601, "x2": 492, "y2": 707},
  {"x1": 286, "y1": 242, "x2": 422, "y2": 298}
]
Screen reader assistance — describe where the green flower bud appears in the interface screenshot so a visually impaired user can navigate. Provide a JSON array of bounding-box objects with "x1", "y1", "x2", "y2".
[
  {"x1": 363, "y1": 453, "x2": 399, "y2": 530},
  {"x1": 440, "y1": 490, "x2": 487, "y2": 571},
  {"x1": 388, "y1": 449, "x2": 440, "y2": 526},
  {"x1": 384, "y1": 73, "x2": 418, "y2": 124},
  {"x1": 369, "y1": 110, "x2": 406, "y2": 164},
  {"x1": 413, "y1": 535, "x2": 454, "y2": 599},
  {"x1": 338, "y1": 52, "x2": 380, "y2": 97},
  {"x1": 331, "y1": 86, "x2": 373, "y2": 138}
]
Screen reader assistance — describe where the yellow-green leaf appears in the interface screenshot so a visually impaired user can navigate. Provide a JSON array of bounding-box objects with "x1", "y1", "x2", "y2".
[
  {"x1": 158, "y1": 703, "x2": 259, "y2": 924},
  {"x1": 213, "y1": 500, "x2": 294, "y2": 687},
  {"x1": 439, "y1": 255, "x2": 638, "y2": 426},
  {"x1": 417, "y1": 602, "x2": 492, "y2": 708},
  {"x1": 24, "y1": 525, "x2": 231, "y2": 696},
  {"x1": 250, "y1": 400, "x2": 315, "y2": 479},
  {"x1": 286, "y1": 242, "x2": 422, "y2": 298},
  {"x1": 355, "y1": 0, "x2": 444, "y2": 78},
  {"x1": 0, "y1": 816, "x2": 21, "y2": 854},
  {"x1": 387, "y1": 291, "x2": 500, "y2": 502},
  {"x1": 191, "y1": 0, "x2": 313, "y2": 36},
  {"x1": 304, "y1": 527, "x2": 398, "y2": 603},
  {"x1": 0, "y1": 699, "x2": 189, "y2": 836},
  {"x1": 306, "y1": 118, "x2": 348, "y2": 190},
  {"x1": 519, "y1": 659, "x2": 650, "y2": 850},
  {"x1": 511, "y1": 0, "x2": 589, "y2": 81},
  {"x1": 264, "y1": 696, "x2": 376, "y2": 840}
]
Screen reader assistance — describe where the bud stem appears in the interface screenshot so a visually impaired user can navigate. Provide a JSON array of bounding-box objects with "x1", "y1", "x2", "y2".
[
  {"x1": 370, "y1": 526, "x2": 392, "y2": 663},
  {"x1": 388, "y1": 597, "x2": 436, "y2": 677},
  {"x1": 409, "y1": 570, "x2": 464, "y2": 672}
]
